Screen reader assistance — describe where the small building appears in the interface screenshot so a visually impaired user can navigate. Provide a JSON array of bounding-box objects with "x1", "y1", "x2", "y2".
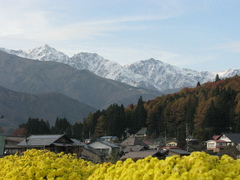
[
  {"x1": 0, "y1": 135, "x2": 25, "y2": 157},
  {"x1": 206, "y1": 133, "x2": 239, "y2": 152},
  {"x1": 77, "y1": 141, "x2": 103, "y2": 163},
  {"x1": 4, "y1": 136, "x2": 26, "y2": 155},
  {"x1": 88, "y1": 139, "x2": 119, "y2": 158},
  {"x1": 166, "y1": 141, "x2": 178, "y2": 147},
  {"x1": 17, "y1": 134, "x2": 83, "y2": 156},
  {"x1": 100, "y1": 136, "x2": 119, "y2": 143},
  {"x1": 135, "y1": 127, "x2": 147, "y2": 139},
  {"x1": 121, "y1": 135, "x2": 149, "y2": 154},
  {"x1": 143, "y1": 138, "x2": 165, "y2": 150},
  {"x1": 206, "y1": 139, "x2": 227, "y2": 152}
]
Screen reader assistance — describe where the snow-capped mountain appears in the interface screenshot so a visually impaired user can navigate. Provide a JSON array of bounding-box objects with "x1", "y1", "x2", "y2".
[
  {"x1": 1, "y1": 44, "x2": 239, "y2": 92},
  {"x1": 0, "y1": 44, "x2": 69, "y2": 63},
  {"x1": 69, "y1": 53, "x2": 149, "y2": 87},
  {"x1": 125, "y1": 58, "x2": 214, "y2": 91}
]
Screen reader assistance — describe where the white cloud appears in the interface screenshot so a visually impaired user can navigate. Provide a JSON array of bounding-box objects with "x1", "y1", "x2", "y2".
[{"x1": 0, "y1": 0, "x2": 183, "y2": 43}]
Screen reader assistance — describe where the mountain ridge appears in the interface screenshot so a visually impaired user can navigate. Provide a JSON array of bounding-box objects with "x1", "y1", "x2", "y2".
[
  {"x1": 0, "y1": 85, "x2": 96, "y2": 130},
  {"x1": 1, "y1": 44, "x2": 240, "y2": 92},
  {"x1": 0, "y1": 50, "x2": 160, "y2": 110}
]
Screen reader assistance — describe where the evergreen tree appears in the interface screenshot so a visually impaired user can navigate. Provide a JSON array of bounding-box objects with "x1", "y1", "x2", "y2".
[
  {"x1": 94, "y1": 115, "x2": 106, "y2": 137},
  {"x1": 105, "y1": 104, "x2": 125, "y2": 138},
  {"x1": 215, "y1": 74, "x2": 220, "y2": 82},
  {"x1": 72, "y1": 122, "x2": 83, "y2": 140},
  {"x1": 135, "y1": 96, "x2": 147, "y2": 132},
  {"x1": 19, "y1": 117, "x2": 51, "y2": 135},
  {"x1": 52, "y1": 117, "x2": 72, "y2": 136},
  {"x1": 82, "y1": 113, "x2": 93, "y2": 139}
]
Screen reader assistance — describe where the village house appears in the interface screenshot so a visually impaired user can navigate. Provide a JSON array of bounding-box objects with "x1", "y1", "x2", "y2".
[
  {"x1": 206, "y1": 133, "x2": 240, "y2": 152},
  {"x1": 77, "y1": 141, "x2": 104, "y2": 163},
  {"x1": 134, "y1": 127, "x2": 147, "y2": 139},
  {"x1": 88, "y1": 138, "x2": 119, "y2": 160},
  {"x1": 120, "y1": 135, "x2": 149, "y2": 154},
  {"x1": 0, "y1": 135, "x2": 25, "y2": 157},
  {"x1": 142, "y1": 138, "x2": 165, "y2": 150},
  {"x1": 17, "y1": 134, "x2": 83, "y2": 156},
  {"x1": 166, "y1": 141, "x2": 178, "y2": 147}
]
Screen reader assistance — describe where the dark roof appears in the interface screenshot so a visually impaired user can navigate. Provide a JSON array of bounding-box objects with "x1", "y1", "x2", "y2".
[
  {"x1": 70, "y1": 139, "x2": 85, "y2": 146},
  {"x1": 221, "y1": 133, "x2": 240, "y2": 144},
  {"x1": 121, "y1": 136, "x2": 148, "y2": 147},
  {"x1": 120, "y1": 150, "x2": 166, "y2": 160},
  {"x1": 168, "y1": 149, "x2": 190, "y2": 155},
  {"x1": 123, "y1": 145, "x2": 146, "y2": 153},
  {"x1": 135, "y1": 127, "x2": 147, "y2": 135},
  {"x1": 18, "y1": 134, "x2": 73, "y2": 147}
]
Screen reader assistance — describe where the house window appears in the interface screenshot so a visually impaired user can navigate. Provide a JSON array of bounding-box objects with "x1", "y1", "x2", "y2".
[{"x1": 208, "y1": 143, "x2": 215, "y2": 148}]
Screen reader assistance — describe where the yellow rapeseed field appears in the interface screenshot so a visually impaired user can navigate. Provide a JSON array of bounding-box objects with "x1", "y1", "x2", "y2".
[{"x1": 0, "y1": 149, "x2": 240, "y2": 180}]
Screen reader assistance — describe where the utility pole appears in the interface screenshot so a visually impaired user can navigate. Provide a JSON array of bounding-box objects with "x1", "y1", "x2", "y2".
[
  {"x1": 186, "y1": 123, "x2": 189, "y2": 151},
  {"x1": 165, "y1": 130, "x2": 167, "y2": 144}
]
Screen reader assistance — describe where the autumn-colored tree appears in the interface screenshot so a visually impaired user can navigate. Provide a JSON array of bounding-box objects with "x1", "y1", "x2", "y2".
[
  {"x1": 12, "y1": 127, "x2": 28, "y2": 136},
  {"x1": 79, "y1": 75, "x2": 240, "y2": 150}
]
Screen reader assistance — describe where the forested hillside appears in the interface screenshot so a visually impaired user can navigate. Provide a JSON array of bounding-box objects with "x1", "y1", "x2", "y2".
[
  {"x1": 15, "y1": 75, "x2": 240, "y2": 150},
  {"x1": 144, "y1": 75, "x2": 240, "y2": 143},
  {"x1": 82, "y1": 75, "x2": 240, "y2": 146}
]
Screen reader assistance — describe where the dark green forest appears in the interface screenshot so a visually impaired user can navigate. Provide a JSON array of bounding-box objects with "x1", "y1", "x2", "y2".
[{"x1": 14, "y1": 75, "x2": 240, "y2": 149}]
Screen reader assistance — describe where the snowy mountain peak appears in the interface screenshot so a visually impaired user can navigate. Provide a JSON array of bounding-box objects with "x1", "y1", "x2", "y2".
[
  {"x1": 72, "y1": 52, "x2": 106, "y2": 63},
  {"x1": 23, "y1": 44, "x2": 69, "y2": 62},
  {"x1": 1, "y1": 45, "x2": 239, "y2": 92}
]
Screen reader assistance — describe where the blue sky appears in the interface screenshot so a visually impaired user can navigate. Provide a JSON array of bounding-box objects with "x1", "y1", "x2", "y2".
[{"x1": 0, "y1": 0, "x2": 239, "y2": 72}]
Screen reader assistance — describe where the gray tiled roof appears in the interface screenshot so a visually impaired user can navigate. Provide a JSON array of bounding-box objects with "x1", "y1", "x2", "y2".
[
  {"x1": 135, "y1": 127, "x2": 147, "y2": 135},
  {"x1": 222, "y1": 133, "x2": 240, "y2": 144},
  {"x1": 96, "y1": 139, "x2": 119, "y2": 148},
  {"x1": 121, "y1": 136, "x2": 148, "y2": 147},
  {"x1": 18, "y1": 134, "x2": 71, "y2": 147},
  {"x1": 120, "y1": 150, "x2": 164, "y2": 160},
  {"x1": 123, "y1": 145, "x2": 145, "y2": 153},
  {"x1": 168, "y1": 149, "x2": 190, "y2": 155}
]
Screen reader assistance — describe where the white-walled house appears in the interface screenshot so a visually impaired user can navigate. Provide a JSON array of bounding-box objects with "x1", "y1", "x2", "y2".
[
  {"x1": 206, "y1": 133, "x2": 240, "y2": 152},
  {"x1": 206, "y1": 139, "x2": 228, "y2": 152}
]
